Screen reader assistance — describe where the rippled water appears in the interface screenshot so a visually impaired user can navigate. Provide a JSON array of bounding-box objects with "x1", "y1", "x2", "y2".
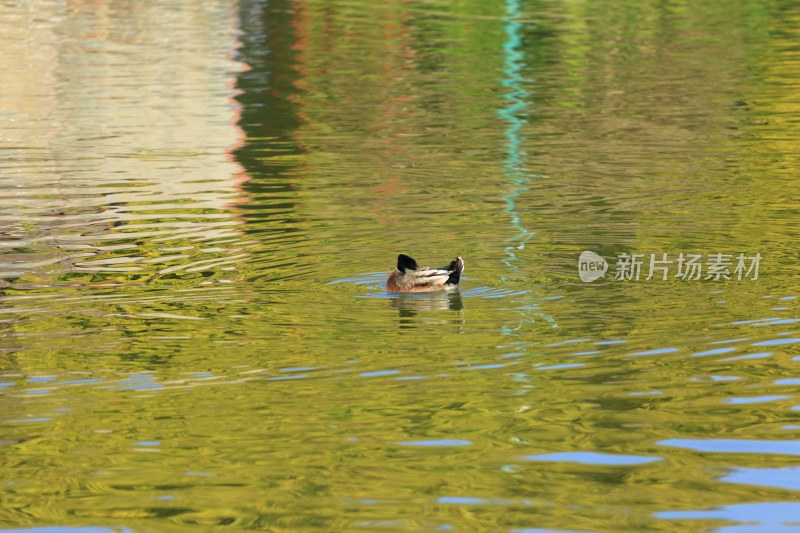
[{"x1": 1, "y1": 0, "x2": 799, "y2": 531}]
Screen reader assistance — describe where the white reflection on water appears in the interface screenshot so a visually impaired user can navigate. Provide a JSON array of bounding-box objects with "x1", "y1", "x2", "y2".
[{"x1": 0, "y1": 0, "x2": 250, "y2": 283}]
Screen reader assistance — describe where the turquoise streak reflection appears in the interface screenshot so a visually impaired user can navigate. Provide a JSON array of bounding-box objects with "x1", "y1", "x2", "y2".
[
  {"x1": 498, "y1": 0, "x2": 536, "y2": 271},
  {"x1": 498, "y1": 0, "x2": 556, "y2": 334}
]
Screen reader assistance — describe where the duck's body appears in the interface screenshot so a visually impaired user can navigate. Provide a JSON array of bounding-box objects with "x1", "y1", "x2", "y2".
[{"x1": 387, "y1": 254, "x2": 464, "y2": 293}]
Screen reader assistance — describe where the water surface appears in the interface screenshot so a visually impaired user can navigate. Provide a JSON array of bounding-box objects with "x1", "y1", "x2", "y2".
[{"x1": 1, "y1": 0, "x2": 799, "y2": 532}]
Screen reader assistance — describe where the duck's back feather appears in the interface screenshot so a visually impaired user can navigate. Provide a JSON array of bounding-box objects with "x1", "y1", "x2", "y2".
[{"x1": 387, "y1": 255, "x2": 464, "y2": 293}]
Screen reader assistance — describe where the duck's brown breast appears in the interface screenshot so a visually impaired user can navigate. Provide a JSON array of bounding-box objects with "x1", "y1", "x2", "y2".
[{"x1": 386, "y1": 270, "x2": 402, "y2": 292}]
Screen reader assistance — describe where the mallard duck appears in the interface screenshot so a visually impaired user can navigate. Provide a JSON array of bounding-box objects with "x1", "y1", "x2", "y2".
[{"x1": 386, "y1": 254, "x2": 464, "y2": 293}]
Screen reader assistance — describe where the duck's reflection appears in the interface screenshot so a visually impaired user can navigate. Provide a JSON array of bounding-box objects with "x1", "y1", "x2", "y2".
[
  {"x1": 391, "y1": 291, "x2": 463, "y2": 312},
  {"x1": 390, "y1": 291, "x2": 464, "y2": 328}
]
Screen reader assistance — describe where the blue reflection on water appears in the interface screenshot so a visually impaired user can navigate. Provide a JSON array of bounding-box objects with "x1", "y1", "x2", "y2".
[
  {"x1": 725, "y1": 395, "x2": 791, "y2": 404},
  {"x1": 721, "y1": 352, "x2": 772, "y2": 361},
  {"x1": 10, "y1": 418, "x2": 52, "y2": 424},
  {"x1": 537, "y1": 363, "x2": 584, "y2": 371},
  {"x1": 522, "y1": 451, "x2": 661, "y2": 465},
  {"x1": 546, "y1": 338, "x2": 592, "y2": 347},
  {"x1": 628, "y1": 348, "x2": 679, "y2": 356},
  {"x1": 512, "y1": 530, "x2": 597, "y2": 533},
  {"x1": 753, "y1": 338, "x2": 800, "y2": 346},
  {"x1": 465, "y1": 363, "x2": 509, "y2": 371},
  {"x1": 722, "y1": 466, "x2": 800, "y2": 491},
  {"x1": 397, "y1": 439, "x2": 472, "y2": 447},
  {"x1": 437, "y1": 496, "x2": 521, "y2": 506},
  {"x1": 659, "y1": 439, "x2": 800, "y2": 456},
  {"x1": 438, "y1": 496, "x2": 485, "y2": 505},
  {"x1": 118, "y1": 383, "x2": 161, "y2": 391},
  {"x1": 692, "y1": 347, "x2": 737, "y2": 357},
  {"x1": 360, "y1": 370, "x2": 400, "y2": 377},
  {"x1": 711, "y1": 337, "x2": 750, "y2": 344},
  {"x1": 756, "y1": 319, "x2": 799, "y2": 326},
  {"x1": 656, "y1": 502, "x2": 800, "y2": 532},
  {"x1": 59, "y1": 378, "x2": 104, "y2": 385}
]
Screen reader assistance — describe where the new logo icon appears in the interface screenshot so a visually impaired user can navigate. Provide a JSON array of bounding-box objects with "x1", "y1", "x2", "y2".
[{"x1": 578, "y1": 251, "x2": 608, "y2": 282}]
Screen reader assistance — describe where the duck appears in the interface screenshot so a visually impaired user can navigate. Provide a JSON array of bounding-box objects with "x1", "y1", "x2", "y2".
[{"x1": 386, "y1": 254, "x2": 465, "y2": 293}]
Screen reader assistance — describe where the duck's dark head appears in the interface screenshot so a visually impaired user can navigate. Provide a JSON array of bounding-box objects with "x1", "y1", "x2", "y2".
[{"x1": 397, "y1": 254, "x2": 419, "y2": 274}]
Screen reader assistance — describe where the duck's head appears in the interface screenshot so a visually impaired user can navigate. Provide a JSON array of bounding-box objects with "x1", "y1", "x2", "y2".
[
  {"x1": 450, "y1": 256, "x2": 465, "y2": 274},
  {"x1": 397, "y1": 254, "x2": 419, "y2": 273}
]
